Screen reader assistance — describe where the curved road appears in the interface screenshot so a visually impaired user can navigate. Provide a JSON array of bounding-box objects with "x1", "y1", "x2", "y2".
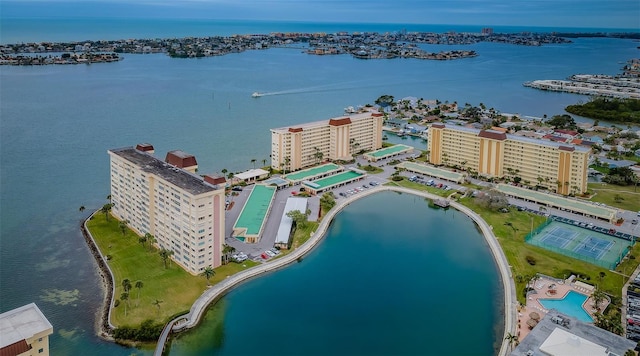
[{"x1": 154, "y1": 185, "x2": 517, "y2": 356}]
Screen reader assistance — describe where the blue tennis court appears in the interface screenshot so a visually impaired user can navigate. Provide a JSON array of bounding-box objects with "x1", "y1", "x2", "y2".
[
  {"x1": 573, "y1": 237, "x2": 614, "y2": 260},
  {"x1": 526, "y1": 220, "x2": 632, "y2": 269},
  {"x1": 539, "y1": 226, "x2": 578, "y2": 249}
]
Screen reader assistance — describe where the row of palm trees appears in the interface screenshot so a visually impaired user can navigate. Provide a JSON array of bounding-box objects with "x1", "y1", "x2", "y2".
[{"x1": 119, "y1": 278, "x2": 144, "y2": 317}]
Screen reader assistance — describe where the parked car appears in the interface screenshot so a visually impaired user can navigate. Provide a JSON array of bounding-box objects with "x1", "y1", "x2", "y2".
[
  {"x1": 265, "y1": 250, "x2": 276, "y2": 257},
  {"x1": 270, "y1": 248, "x2": 281, "y2": 255}
]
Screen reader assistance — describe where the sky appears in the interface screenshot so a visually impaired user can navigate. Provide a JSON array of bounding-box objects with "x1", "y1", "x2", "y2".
[{"x1": 1, "y1": 0, "x2": 639, "y2": 29}]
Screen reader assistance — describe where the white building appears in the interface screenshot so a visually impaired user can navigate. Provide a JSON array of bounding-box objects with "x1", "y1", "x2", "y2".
[
  {"x1": 0, "y1": 303, "x2": 53, "y2": 356},
  {"x1": 108, "y1": 145, "x2": 226, "y2": 274}
]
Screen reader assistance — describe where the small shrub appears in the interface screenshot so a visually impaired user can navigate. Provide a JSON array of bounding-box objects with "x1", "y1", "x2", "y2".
[
  {"x1": 629, "y1": 255, "x2": 636, "y2": 260},
  {"x1": 525, "y1": 255, "x2": 536, "y2": 266},
  {"x1": 114, "y1": 300, "x2": 120, "y2": 307}
]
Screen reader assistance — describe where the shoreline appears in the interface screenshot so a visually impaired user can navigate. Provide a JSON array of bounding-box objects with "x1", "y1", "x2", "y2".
[{"x1": 81, "y1": 211, "x2": 116, "y2": 341}]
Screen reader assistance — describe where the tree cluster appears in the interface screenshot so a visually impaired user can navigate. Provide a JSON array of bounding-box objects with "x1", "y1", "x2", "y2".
[
  {"x1": 603, "y1": 167, "x2": 638, "y2": 186},
  {"x1": 476, "y1": 190, "x2": 509, "y2": 211},
  {"x1": 566, "y1": 97, "x2": 640, "y2": 124},
  {"x1": 546, "y1": 114, "x2": 578, "y2": 130},
  {"x1": 112, "y1": 319, "x2": 164, "y2": 341}
]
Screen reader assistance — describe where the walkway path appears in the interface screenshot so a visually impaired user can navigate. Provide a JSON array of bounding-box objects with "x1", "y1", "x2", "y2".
[{"x1": 154, "y1": 185, "x2": 517, "y2": 356}]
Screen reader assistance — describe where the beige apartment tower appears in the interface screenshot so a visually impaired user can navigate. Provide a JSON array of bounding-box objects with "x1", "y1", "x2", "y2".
[
  {"x1": 108, "y1": 145, "x2": 226, "y2": 275},
  {"x1": 428, "y1": 123, "x2": 590, "y2": 195},
  {"x1": 271, "y1": 111, "x2": 384, "y2": 172}
]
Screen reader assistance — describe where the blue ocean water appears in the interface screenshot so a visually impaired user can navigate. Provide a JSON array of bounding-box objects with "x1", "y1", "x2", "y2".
[
  {"x1": 168, "y1": 192, "x2": 503, "y2": 355},
  {"x1": 0, "y1": 18, "x2": 637, "y2": 355}
]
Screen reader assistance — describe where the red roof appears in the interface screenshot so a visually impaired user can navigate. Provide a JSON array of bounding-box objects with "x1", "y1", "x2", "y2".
[
  {"x1": 371, "y1": 112, "x2": 383, "y2": 117},
  {"x1": 288, "y1": 127, "x2": 303, "y2": 133},
  {"x1": 135, "y1": 143, "x2": 154, "y2": 152},
  {"x1": 554, "y1": 129, "x2": 578, "y2": 136},
  {"x1": 329, "y1": 117, "x2": 352, "y2": 126},
  {"x1": 204, "y1": 175, "x2": 226, "y2": 185},
  {"x1": 431, "y1": 123, "x2": 445, "y2": 128},
  {"x1": 559, "y1": 146, "x2": 575, "y2": 152},
  {"x1": 478, "y1": 130, "x2": 507, "y2": 141},
  {"x1": 1, "y1": 340, "x2": 31, "y2": 356},
  {"x1": 165, "y1": 150, "x2": 198, "y2": 168}
]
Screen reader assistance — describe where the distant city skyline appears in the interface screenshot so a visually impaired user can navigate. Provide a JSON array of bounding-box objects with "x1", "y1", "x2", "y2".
[{"x1": 1, "y1": 0, "x2": 639, "y2": 29}]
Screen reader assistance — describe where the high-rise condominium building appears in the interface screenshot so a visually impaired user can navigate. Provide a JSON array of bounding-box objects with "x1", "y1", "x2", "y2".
[
  {"x1": 428, "y1": 123, "x2": 590, "y2": 195},
  {"x1": 107, "y1": 145, "x2": 226, "y2": 274},
  {"x1": 270, "y1": 111, "x2": 384, "y2": 172}
]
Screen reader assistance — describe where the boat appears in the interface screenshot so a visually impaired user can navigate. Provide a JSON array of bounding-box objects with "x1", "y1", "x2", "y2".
[{"x1": 252, "y1": 92, "x2": 262, "y2": 98}]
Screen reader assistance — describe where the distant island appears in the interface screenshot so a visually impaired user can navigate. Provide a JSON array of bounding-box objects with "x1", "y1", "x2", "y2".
[{"x1": 0, "y1": 30, "x2": 575, "y2": 65}]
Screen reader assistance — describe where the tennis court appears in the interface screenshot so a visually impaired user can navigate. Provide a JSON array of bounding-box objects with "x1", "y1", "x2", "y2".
[{"x1": 527, "y1": 220, "x2": 632, "y2": 269}]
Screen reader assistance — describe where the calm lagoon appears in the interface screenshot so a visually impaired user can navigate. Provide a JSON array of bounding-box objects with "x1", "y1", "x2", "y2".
[{"x1": 168, "y1": 191, "x2": 504, "y2": 355}]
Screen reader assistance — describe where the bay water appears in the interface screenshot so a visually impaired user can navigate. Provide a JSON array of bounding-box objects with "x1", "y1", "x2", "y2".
[
  {"x1": 0, "y1": 18, "x2": 638, "y2": 355},
  {"x1": 168, "y1": 191, "x2": 503, "y2": 355}
]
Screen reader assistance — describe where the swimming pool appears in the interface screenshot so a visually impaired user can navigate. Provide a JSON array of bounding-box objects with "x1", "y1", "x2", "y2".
[{"x1": 538, "y1": 291, "x2": 593, "y2": 322}]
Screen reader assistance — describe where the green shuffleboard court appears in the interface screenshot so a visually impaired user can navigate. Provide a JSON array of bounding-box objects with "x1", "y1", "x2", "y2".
[
  {"x1": 365, "y1": 144, "x2": 413, "y2": 160},
  {"x1": 306, "y1": 170, "x2": 363, "y2": 189},
  {"x1": 285, "y1": 163, "x2": 341, "y2": 182},
  {"x1": 234, "y1": 185, "x2": 277, "y2": 235}
]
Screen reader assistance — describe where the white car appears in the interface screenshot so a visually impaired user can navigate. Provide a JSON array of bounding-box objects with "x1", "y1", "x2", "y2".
[
  {"x1": 270, "y1": 248, "x2": 281, "y2": 255},
  {"x1": 264, "y1": 250, "x2": 276, "y2": 257}
]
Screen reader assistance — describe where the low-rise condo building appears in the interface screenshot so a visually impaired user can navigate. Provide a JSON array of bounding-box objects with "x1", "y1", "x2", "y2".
[
  {"x1": 108, "y1": 145, "x2": 226, "y2": 275},
  {"x1": 0, "y1": 303, "x2": 53, "y2": 356},
  {"x1": 428, "y1": 123, "x2": 590, "y2": 195},
  {"x1": 271, "y1": 111, "x2": 384, "y2": 172}
]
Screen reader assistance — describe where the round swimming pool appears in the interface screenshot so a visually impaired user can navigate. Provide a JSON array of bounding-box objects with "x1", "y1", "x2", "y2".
[{"x1": 539, "y1": 290, "x2": 593, "y2": 322}]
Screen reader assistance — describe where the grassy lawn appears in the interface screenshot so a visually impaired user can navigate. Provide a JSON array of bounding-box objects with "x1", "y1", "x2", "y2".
[
  {"x1": 586, "y1": 182, "x2": 640, "y2": 212},
  {"x1": 287, "y1": 221, "x2": 320, "y2": 252},
  {"x1": 86, "y1": 213, "x2": 257, "y2": 327},
  {"x1": 458, "y1": 197, "x2": 639, "y2": 305},
  {"x1": 386, "y1": 179, "x2": 453, "y2": 197}
]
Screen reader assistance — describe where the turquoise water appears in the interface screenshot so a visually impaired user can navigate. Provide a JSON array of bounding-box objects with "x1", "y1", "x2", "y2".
[
  {"x1": 168, "y1": 191, "x2": 504, "y2": 355},
  {"x1": 539, "y1": 291, "x2": 593, "y2": 322},
  {"x1": 0, "y1": 19, "x2": 637, "y2": 355}
]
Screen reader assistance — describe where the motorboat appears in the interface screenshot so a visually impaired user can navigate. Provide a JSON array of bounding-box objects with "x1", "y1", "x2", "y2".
[{"x1": 252, "y1": 92, "x2": 262, "y2": 98}]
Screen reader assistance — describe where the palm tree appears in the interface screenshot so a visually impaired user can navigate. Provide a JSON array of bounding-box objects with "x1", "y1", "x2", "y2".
[
  {"x1": 100, "y1": 203, "x2": 112, "y2": 221},
  {"x1": 284, "y1": 156, "x2": 291, "y2": 173},
  {"x1": 118, "y1": 219, "x2": 129, "y2": 236},
  {"x1": 79, "y1": 205, "x2": 85, "y2": 213},
  {"x1": 121, "y1": 292, "x2": 129, "y2": 316},
  {"x1": 592, "y1": 289, "x2": 607, "y2": 311},
  {"x1": 146, "y1": 233, "x2": 157, "y2": 251},
  {"x1": 122, "y1": 278, "x2": 132, "y2": 293},
  {"x1": 504, "y1": 332, "x2": 519, "y2": 349},
  {"x1": 152, "y1": 299, "x2": 163, "y2": 310},
  {"x1": 138, "y1": 236, "x2": 147, "y2": 248},
  {"x1": 107, "y1": 194, "x2": 112, "y2": 203},
  {"x1": 250, "y1": 159, "x2": 256, "y2": 169},
  {"x1": 222, "y1": 244, "x2": 236, "y2": 265},
  {"x1": 262, "y1": 158, "x2": 267, "y2": 168},
  {"x1": 159, "y1": 249, "x2": 174, "y2": 269},
  {"x1": 221, "y1": 168, "x2": 228, "y2": 177},
  {"x1": 134, "y1": 280, "x2": 143, "y2": 305},
  {"x1": 201, "y1": 266, "x2": 215, "y2": 285}
]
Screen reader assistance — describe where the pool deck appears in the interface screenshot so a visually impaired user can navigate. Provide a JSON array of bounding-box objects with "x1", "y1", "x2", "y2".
[{"x1": 519, "y1": 276, "x2": 609, "y2": 341}]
